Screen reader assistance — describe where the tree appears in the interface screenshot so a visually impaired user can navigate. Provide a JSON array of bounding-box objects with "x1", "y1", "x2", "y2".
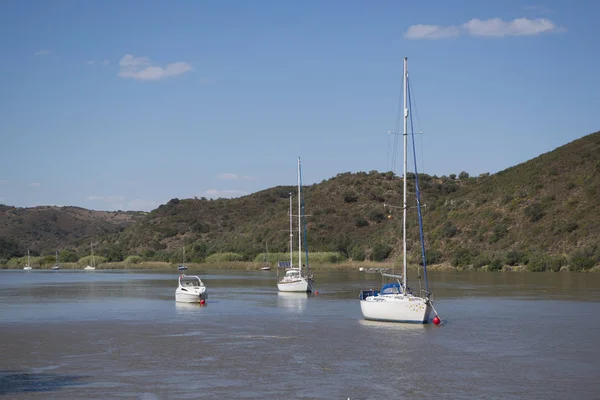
[{"x1": 458, "y1": 171, "x2": 470, "y2": 179}]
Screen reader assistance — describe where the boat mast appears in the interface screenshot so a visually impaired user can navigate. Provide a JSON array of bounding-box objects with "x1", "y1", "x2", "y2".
[
  {"x1": 289, "y1": 192, "x2": 293, "y2": 268},
  {"x1": 297, "y1": 157, "x2": 302, "y2": 274},
  {"x1": 402, "y1": 57, "x2": 408, "y2": 291},
  {"x1": 91, "y1": 242, "x2": 95, "y2": 268}
]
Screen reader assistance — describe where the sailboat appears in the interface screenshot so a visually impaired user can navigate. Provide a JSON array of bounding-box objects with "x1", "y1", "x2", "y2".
[
  {"x1": 260, "y1": 242, "x2": 271, "y2": 271},
  {"x1": 51, "y1": 250, "x2": 60, "y2": 270},
  {"x1": 277, "y1": 158, "x2": 314, "y2": 293},
  {"x1": 178, "y1": 247, "x2": 188, "y2": 271},
  {"x1": 23, "y1": 250, "x2": 32, "y2": 270},
  {"x1": 359, "y1": 57, "x2": 439, "y2": 324},
  {"x1": 84, "y1": 243, "x2": 96, "y2": 270}
]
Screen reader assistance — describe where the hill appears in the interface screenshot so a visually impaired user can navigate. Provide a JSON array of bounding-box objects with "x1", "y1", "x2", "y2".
[
  {"x1": 1, "y1": 131, "x2": 599, "y2": 271},
  {"x1": 0, "y1": 206, "x2": 146, "y2": 259}
]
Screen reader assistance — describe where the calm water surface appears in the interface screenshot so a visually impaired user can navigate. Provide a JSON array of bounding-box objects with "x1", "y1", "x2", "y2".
[{"x1": 0, "y1": 269, "x2": 599, "y2": 399}]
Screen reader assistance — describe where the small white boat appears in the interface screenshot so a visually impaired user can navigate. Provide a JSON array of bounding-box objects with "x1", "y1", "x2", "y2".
[
  {"x1": 84, "y1": 242, "x2": 96, "y2": 270},
  {"x1": 23, "y1": 250, "x2": 33, "y2": 270},
  {"x1": 260, "y1": 266, "x2": 271, "y2": 271},
  {"x1": 51, "y1": 250, "x2": 60, "y2": 270},
  {"x1": 175, "y1": 274, "x2": 207, "y2": 303},
  {"x1": 277, "y1": 160, "x2": 314, "y2": 293}
]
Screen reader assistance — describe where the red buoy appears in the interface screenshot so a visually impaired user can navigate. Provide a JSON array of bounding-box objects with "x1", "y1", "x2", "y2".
[
  {"x1": 433, "y1": 316, "x2": 441, "y2": 325},
  {"x1": 315, "y1": 291, "x2": 318, "y2": 295},
  {"x1": 200, "y1": 299, "x2": 206, "y2": 305}
]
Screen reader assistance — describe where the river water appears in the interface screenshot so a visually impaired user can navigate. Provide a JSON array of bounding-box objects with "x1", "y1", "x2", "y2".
[{"x1": 0, "y1": 269, "x2": 598, "y2": 399}]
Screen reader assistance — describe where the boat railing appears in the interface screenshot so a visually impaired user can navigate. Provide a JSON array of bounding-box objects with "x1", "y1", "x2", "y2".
[{"x1": 359, "y1": 289, "x2": 379, "y2": 300}]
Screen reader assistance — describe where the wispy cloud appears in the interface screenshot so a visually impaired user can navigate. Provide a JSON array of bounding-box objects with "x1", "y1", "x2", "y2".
[
  {"x1": 87, "y1": 59, "x2": 109, "y2": 65},
  {"x1": 86, "y1": 195, "x2": 125, "y2": 203},
  {"x1": 204, "y1": 189, "x2": 247, "y2": 199},
  {"x1": 0, "y1": 180, "x2": 8, "y2": 185},
  {"x1": 34, "y1": 49, "x2": 51, "y2": 56},
  {"x1": 405, "y1": 25, "x2": 460, "y2": 40},
  {"x1": 216, "y1": 173, "x2": 255, "y2": 181},
  {"x1": 28, "y1": 182, "x2": 41, "y2": 187},
  {"x1": 524, "y1": 5, "x2": 552, "y2": 14},
  {"x1": 405, "y1": 17, "x2": 564, "y2": 39},
  {"x1": 127, "y1": 199, "x2": 163, "y2": 211},
  {"x1": 118, "y1": 54, "x2": 193, "y2": 81}
]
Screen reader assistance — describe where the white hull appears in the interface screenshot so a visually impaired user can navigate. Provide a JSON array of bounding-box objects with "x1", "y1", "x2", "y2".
[
  {"x1": 23, "y1": 266, "x2": 32, "y2": 270},
  {"x1": 360, "y1": 295, "x2": 433, "y2": 323},
  {"x1": 84, "y1": 266, "x2": 95, "y2": 270},
  {"x1": 277, "y1": 277, "x2": 313, "y2": 293},
  {"x1": 175, "y1": 288, "x2": 207, "y2": 303}
]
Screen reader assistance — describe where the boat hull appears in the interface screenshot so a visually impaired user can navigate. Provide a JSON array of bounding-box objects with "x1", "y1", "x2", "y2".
[
  {"x1": 360, "y1": 295, "x2": 432, "y2": 323},
  {"x1": 277, "y1": 278, "x2": 313, "y2": 293},
  {"x1": 175, "y1": 288, "x2": 207, "y2": 303}
]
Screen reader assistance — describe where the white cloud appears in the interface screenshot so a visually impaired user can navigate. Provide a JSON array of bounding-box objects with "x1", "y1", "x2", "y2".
[
  {"x1": 404, "y1": 24, "x2": 460, "y2": 39},
  {"x1": 217, "y1": 173, "x2": 255, "y2": 181},
  {"x1": 204, "y1": 189, "x2": 247, "y2": 198},
  {"x1": 34, "y1": 49, "x2": 51, "y2": 56},
  {"x1": 28, "y1": 182, "x2": 41, "y2": 187},
  {"x1": 118, "y1": 54, "x2": 193, "y2": 81},
  {"x1": 87, "y1": 60, "x2": 96, "y2": 65},
  {"x1": 463, "y1": 18, "x2": 560, "y2": 37},
  {"x1": 405, "y1": 17, "x2": 564, "y2": 39}
]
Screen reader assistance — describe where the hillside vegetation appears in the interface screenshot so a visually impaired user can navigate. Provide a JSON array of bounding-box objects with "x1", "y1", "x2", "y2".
[{"x1": 1, "y1": 131, "x2": 599, "y2": 271}]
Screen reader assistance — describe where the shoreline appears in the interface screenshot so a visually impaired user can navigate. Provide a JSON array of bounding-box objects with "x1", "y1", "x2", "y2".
[{"x1": 2, "y1": 261, "x2": 597, "y2": 272}]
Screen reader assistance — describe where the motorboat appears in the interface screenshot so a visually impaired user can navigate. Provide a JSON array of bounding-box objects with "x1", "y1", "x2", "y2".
[{"x1": 175, "y1": 274, "x2": 207, "y2": 303}]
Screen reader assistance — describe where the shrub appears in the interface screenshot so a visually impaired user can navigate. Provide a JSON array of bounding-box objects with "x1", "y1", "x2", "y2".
[
  {"x1": 355, "y1": 218, "x2": 369, "y2": 228},
  {"x1": 205, "y1": 253, "x2": 245, "y2": 263},
  {"x1": 124, "y1": 255, "x2": 142, "y2": 264},
  {"x1": 351, "y1": 246, "x2": 365, "y2": 261},
  {"x1": 371, "y1": 243, "x2": 392, "y2": 262}
]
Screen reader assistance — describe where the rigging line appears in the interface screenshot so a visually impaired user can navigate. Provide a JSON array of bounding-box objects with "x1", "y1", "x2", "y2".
[
  {"x1": 405, "y1": 77, "x2": 427, "y2": 177},
  {"x1": 408, "y1": 77, "x2": 429, "y2": 295},
  {"x1": 299, "y1": 163, "x2": 310, "y2": 273}
]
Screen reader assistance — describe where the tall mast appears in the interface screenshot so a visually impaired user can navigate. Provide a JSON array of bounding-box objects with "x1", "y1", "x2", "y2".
[
  {"x1": 402, "y1": 57, "x2": 408, "y2": 291},
  {"x1": 289, "y1": 192, "x2": 293, "y2": 268},
  {"x1": 297, "y1": 157, "x2": 302, "y2": 274}
]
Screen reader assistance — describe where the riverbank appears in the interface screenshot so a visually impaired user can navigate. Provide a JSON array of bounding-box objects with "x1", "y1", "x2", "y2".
[{"x1": 3, "y1": 261, "x2": 597, "y2": 272}]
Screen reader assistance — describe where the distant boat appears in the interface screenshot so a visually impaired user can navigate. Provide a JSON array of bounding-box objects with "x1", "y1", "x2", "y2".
[
  {"x1": 277, "y1": 159, "x2": 314, "y2": 293},
  {"x1": 23, "y1": 250, "x2": 32, "y2": 270},
  {"x1": 359, "y1": 57, "x2": 439, "y2": 324},
  {"x1": 51, "y1": 250, "x2": 60, "y2": 270},
  {"x1": 85, "y1": 242, "x2": 96, "y2": 270},
  {"x1": 260, "y1": 242, "x2": 271, "y2": 270},
  {"x1": 178, "y1": 247, "x2": 188, "y2": 271},
  {"x1": 175, "y1": 274, "x2": 207, "y2": 303}
]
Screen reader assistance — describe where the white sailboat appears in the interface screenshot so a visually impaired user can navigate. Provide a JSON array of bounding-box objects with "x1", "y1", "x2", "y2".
[
  {"x1": 23, "y1": 250, "x2": 32, "y2": 270},
  {"x1": 178, "y1": 247, "x2": 188, "y2": 271},
  {"x1": 359, "y1": 57, "x2": 440, "y2": 324},
  {"x1": 51, "y1": 250, "x2": 60, "y2": 270},
  {"x1": 277, "y1": 158, "x2": 314, "y2": 293},
  {"x1": 84, "y1": 243, "x2": 96, "y2": 270}
]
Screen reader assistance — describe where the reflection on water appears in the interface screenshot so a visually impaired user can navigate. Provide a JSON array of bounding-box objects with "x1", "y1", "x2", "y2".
[
  {"x1": 276, "y1": 292, "x2": 308, "y2": 312},
  {"x1": 358, "y1": 318, "x2": 429, "y2": 332},
  {"x1": 174, "y1": 302, "x2": 207, "y2": 315},
  {"x1": 0, "y1": 270, "x2": 599, "y2": 399}
]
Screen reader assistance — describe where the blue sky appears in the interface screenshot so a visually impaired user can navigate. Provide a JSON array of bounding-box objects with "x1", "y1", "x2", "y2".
[{"x1": 1, "y1": 0, "x2": 598, "y2": 211}]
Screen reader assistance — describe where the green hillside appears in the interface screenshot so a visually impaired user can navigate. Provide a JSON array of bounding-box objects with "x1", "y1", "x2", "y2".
[{"x1": 1, "y1": 131, "x2": 599, "y2": 271}]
